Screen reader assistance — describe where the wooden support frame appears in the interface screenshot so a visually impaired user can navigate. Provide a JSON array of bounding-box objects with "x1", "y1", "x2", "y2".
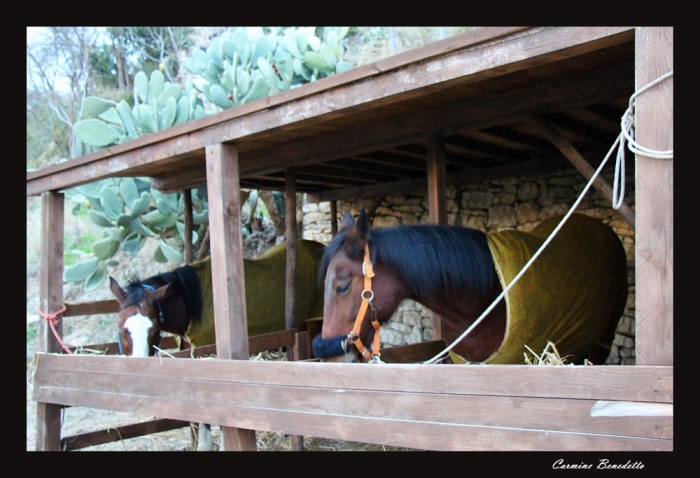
[
  {"x1": 183, "y1": 188, "x2": 194, "y2": 264},
  {"x1": 634, "y1": 28, "x2": 673, "y2": 366},
  {"x1": 205, "y1": 142, "x2": 256, "y2": 450},
  {"x1": 28, "y1": 27, "x2": 673, "y2": 452},
  {"x1": 285, "y1": 168, "x2": 297, "y2": 332},
  {"x1": 426, "y1": 135, "x2": 447, "y2": 341},
  {"x1": 529, "y1": 115, "x2": 636, "y2": 229},
  {"x1": 35, "y1": 191, "x2": 64, "y2": 451},
  {"x1": 33, "y1": 354, "x2": 673, "y2": 451}
]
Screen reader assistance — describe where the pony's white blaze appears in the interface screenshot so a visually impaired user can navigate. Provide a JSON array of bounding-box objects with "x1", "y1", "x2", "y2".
[{"x1": 124, "y1": 313, "x2": 153, "y2": 357}]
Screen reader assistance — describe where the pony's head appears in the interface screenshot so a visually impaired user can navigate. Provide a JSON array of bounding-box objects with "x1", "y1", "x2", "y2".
[{"x1": 109, "y1": 277, "x2": 170, "y2": 357}]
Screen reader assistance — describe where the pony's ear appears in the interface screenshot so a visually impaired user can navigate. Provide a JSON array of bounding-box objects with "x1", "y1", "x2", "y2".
[
  {"x1": 339, "y1": 210, "x2": 354, "y2": 232},
  {"x1": 109, "y1": 277, "x2": 128, "y2": 305},
  {"x1": 153, "y1": 283, "x2": 171, "y2": 301}
]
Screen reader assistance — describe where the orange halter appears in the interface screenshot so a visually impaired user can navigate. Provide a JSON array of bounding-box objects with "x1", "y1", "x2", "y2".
[{"x1": 348, "y1": 243, "x2": 383, "y2": 363}]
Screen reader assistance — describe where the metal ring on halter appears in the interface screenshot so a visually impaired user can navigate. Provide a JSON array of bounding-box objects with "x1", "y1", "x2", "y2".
[
  {"x1": 369, "y1": 354, "x2": 384, "y2": 364},
  {"x1": 361, "y1": 289, "x2": 374, "y2": 301}
]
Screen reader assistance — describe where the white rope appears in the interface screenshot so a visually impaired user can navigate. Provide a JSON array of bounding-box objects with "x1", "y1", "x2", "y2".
[
  {"x1": 423, "y1": 70, "x2": 674, "y2": 365},
  {"x1": 613, "y1": 69, "x2": 673, "y2": 208}
]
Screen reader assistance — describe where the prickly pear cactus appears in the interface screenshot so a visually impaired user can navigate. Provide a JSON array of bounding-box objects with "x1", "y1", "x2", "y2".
[
  {"x1": 74, "y1": 69, "x2": 205, "y2": 151},
  {"x1": 182, "y1": 27, "x2": 351, "y2": 110},
  {"x1": 64, "y1": 178, "x2": 209, "y2": 290},
  {"x1": 68, "y1": 27, "x2": 353, "y2": 290}
]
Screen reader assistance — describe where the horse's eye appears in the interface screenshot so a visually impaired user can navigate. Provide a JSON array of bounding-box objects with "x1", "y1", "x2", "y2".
[{"x1": 335, "y1": 283, "x2": 351, "y2": 296}]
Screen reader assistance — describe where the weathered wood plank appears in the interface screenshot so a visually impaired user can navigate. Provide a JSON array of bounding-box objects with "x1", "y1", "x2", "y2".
[
  {"x1": 31, "y1": 355, "x2": 672, "y2": 451},
  {"x1": 35, "y1": 191, "x2": 64, "y2": 451},
  {"x1": 42, "y1": 388, "x2": 675, "y2": 451},
  {"x1": 634, "y1": 27, "x2": 673, "y2": 366},
  {"x1": 237, "y1": 61, "x2": 633, "y2": 180},
  {"x1": 33, "y1": 354, "x2": 673, "y2": 403},
  {"x1": 205, "y1": 143, "x2": 248, "y2": 361},
  {"x1": 61, "y1": 418, "x2": 190, "y2": 451},
  {"x1": 529, "y1": 115, "x2": 636, "y2": 229},
  {"x1": 285, "y1": 167, "x2": 297, "y2": 332},
  {"x1": 204, "y1": 142, "x2": 256, "y2": 450},
  {"x1": 27, "y1": 28, "x2": 633, "y2": 197},
  {"x1": 36, "y1": 368, "x2": 673, "y2": 440},
  {"x1": 64, "y1": 300, "x2": 119, "y2": 316},
  {"x1": 427, "y1": 135, "x2": 447, "y2": 340}
]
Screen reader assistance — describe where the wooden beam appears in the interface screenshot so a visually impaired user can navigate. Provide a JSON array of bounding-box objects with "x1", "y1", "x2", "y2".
[
  {"x1": 427, "y1": 135, "x2": 448, "y2": 225},
  {"x1": 309, "y1": 155, "x2": 570, "y2": 203},
  {"x1": 27, "y1": 28, "x2": 634, "y2": 197},
  {"x1": 183, "y1": 188, "x2": 193, "y2": 264},
  {"x1": 634, "y1": 27, "x2": 673, "y2": 366},
  {"x1": 205, "y1": 144, "x2": 248, "y2": 360},
  {"x1": 285, "y1": 168, "x2": 297, "y2": 332},
  {"x1": 63, "y1": 299, "x2": 119, "y2": 316},
  {"x1": 284, "y1": 167, "x2": 305, "y2": 451},
  {"x1": 529, "y1": 115, "x2": 636, "y2": 229},
  {"x1": 426, "y1": 135, "x2": 447, "y2": 341},
  {"x1": 330, "y1": 200, "x2": 338, "y2": 236},
  {"x1": 205, "y1": 143, "x2": 257, "y2": 451},
  {"x1": 61, "y1": 419, "x2": 190, "y2": 451},
  {"x1": 239, "y1": 61, "x2": 633, "y2": 179},
  {"x1": 33, "y1": 354, "x2": 673, "y2": 451},
  {"x1": 36, "y1": 191, "x2": 64, "y2": 451}
]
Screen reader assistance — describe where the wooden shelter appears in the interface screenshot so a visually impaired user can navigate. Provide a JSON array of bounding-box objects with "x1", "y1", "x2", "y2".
[{"x1": 28, "y1": 27, "x2": 672, "y2": 451}]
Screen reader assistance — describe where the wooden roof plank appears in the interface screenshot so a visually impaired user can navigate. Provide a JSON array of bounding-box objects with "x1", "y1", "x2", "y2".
[{"x1": 27, "y1": 27, "x2": 634, "y2": 197}]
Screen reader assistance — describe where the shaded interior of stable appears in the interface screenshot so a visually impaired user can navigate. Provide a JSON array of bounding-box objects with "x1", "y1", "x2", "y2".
[{"x1": 132, "y1": 41, "x2": 635, "y2": 197}]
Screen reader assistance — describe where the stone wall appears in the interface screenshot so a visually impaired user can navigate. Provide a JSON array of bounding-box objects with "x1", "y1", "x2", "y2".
[{"x1": 301, "y1": 163, "x2": 636, "y2": 365}]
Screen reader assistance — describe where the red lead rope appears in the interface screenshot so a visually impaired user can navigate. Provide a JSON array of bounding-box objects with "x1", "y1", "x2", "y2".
[
  {"x1": 36, "y1": 305, "x2": 73, "y2": 354},
  {"x1": 348, "y1": 243, "x2": 382, "y2": 363}
]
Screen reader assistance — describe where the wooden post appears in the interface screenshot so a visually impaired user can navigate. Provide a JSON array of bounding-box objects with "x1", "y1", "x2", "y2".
[
  {"x1": 634, "y1": 27, "x2": 673, "y2": 366},
  {"x1": 427, "y1": 135, "x2": 447, "y2": 340},
  {"x1": 427, "y1": 135, "x2": 448, "y2": 225},
  {"x1": 330, "y1": 200, "x2": 338, "y2": 237},
  {"x1": 183, "y1": 188, "x2": 193, "y2": 264},
  {"x1": 205, "y1": 143, "x2": 257, "y2": 450},
  {"x1": 285, "y1": 168, "x2": 297, "y2": 332},
  {"x1": 35, "y1": 191, "x2": 64, "y2": 451},
  {"x1": 284, "y1": 168, "x2": 305, "y2": 451}
]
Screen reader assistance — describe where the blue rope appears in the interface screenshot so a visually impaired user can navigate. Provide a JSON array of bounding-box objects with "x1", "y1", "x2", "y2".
[{"x1": 142, "y1": 284, "x2": 164, "y2": 324}]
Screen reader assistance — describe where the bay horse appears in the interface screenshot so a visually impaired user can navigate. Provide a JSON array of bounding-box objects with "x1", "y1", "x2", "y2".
[
  {"x1": 109, "y1": 239, "x2": 325, "y2": 357},
  {"x1": 317, "y1": 209, "x2": 627, "y2": 365},
  {"x1": 109, "y1": 239, "x2": 325, "y2": 450}
]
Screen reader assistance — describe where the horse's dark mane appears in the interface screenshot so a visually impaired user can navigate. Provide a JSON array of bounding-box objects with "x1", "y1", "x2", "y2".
[
  {"x1": 124, "y1": 265, "x2": 203, "y2": 323},
  {"x1": 321, "y1": 224, "x2": 497, "y2": 300}
]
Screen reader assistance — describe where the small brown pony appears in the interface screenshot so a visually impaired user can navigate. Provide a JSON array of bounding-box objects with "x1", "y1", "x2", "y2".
[{"x1": 318, "y1": 209, "x2": 627, "y2": 364}]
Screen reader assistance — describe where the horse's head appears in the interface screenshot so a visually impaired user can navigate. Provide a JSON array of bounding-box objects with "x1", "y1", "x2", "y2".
[
  {"x1": 319, "y1": 209, "x2": 405, "y2": 358},
  {"x1": 109, "y1": 277, "x2": 170, "y2": 357}
]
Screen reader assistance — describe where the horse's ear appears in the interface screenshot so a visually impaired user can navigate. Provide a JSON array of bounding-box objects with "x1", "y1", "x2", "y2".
[
  {"x1": 343, "y1": 208, "x2": 370, "y2": 252},
  {"x1": 355, "y1": 208, "x2": 370, "y2": 244},
  {"x1": 339, "y1": 210, "x2": 354, "y2": 232},
  {"x1": 109, "y1": 277, "x2": 128, "y2": 305}
]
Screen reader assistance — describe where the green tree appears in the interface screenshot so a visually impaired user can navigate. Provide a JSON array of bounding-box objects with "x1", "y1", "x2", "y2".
[{"x1": 27, "y1": 27, "x2": 103, "y2": 163}]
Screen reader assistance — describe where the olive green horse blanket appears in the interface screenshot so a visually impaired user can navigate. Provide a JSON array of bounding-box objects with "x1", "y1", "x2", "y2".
[
  {"x1": 450, "y1": 214, "x2": 628, "y2": 365},
  {"x1": 184, "y1": 239, "x2": 325, "y2": 347}
]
